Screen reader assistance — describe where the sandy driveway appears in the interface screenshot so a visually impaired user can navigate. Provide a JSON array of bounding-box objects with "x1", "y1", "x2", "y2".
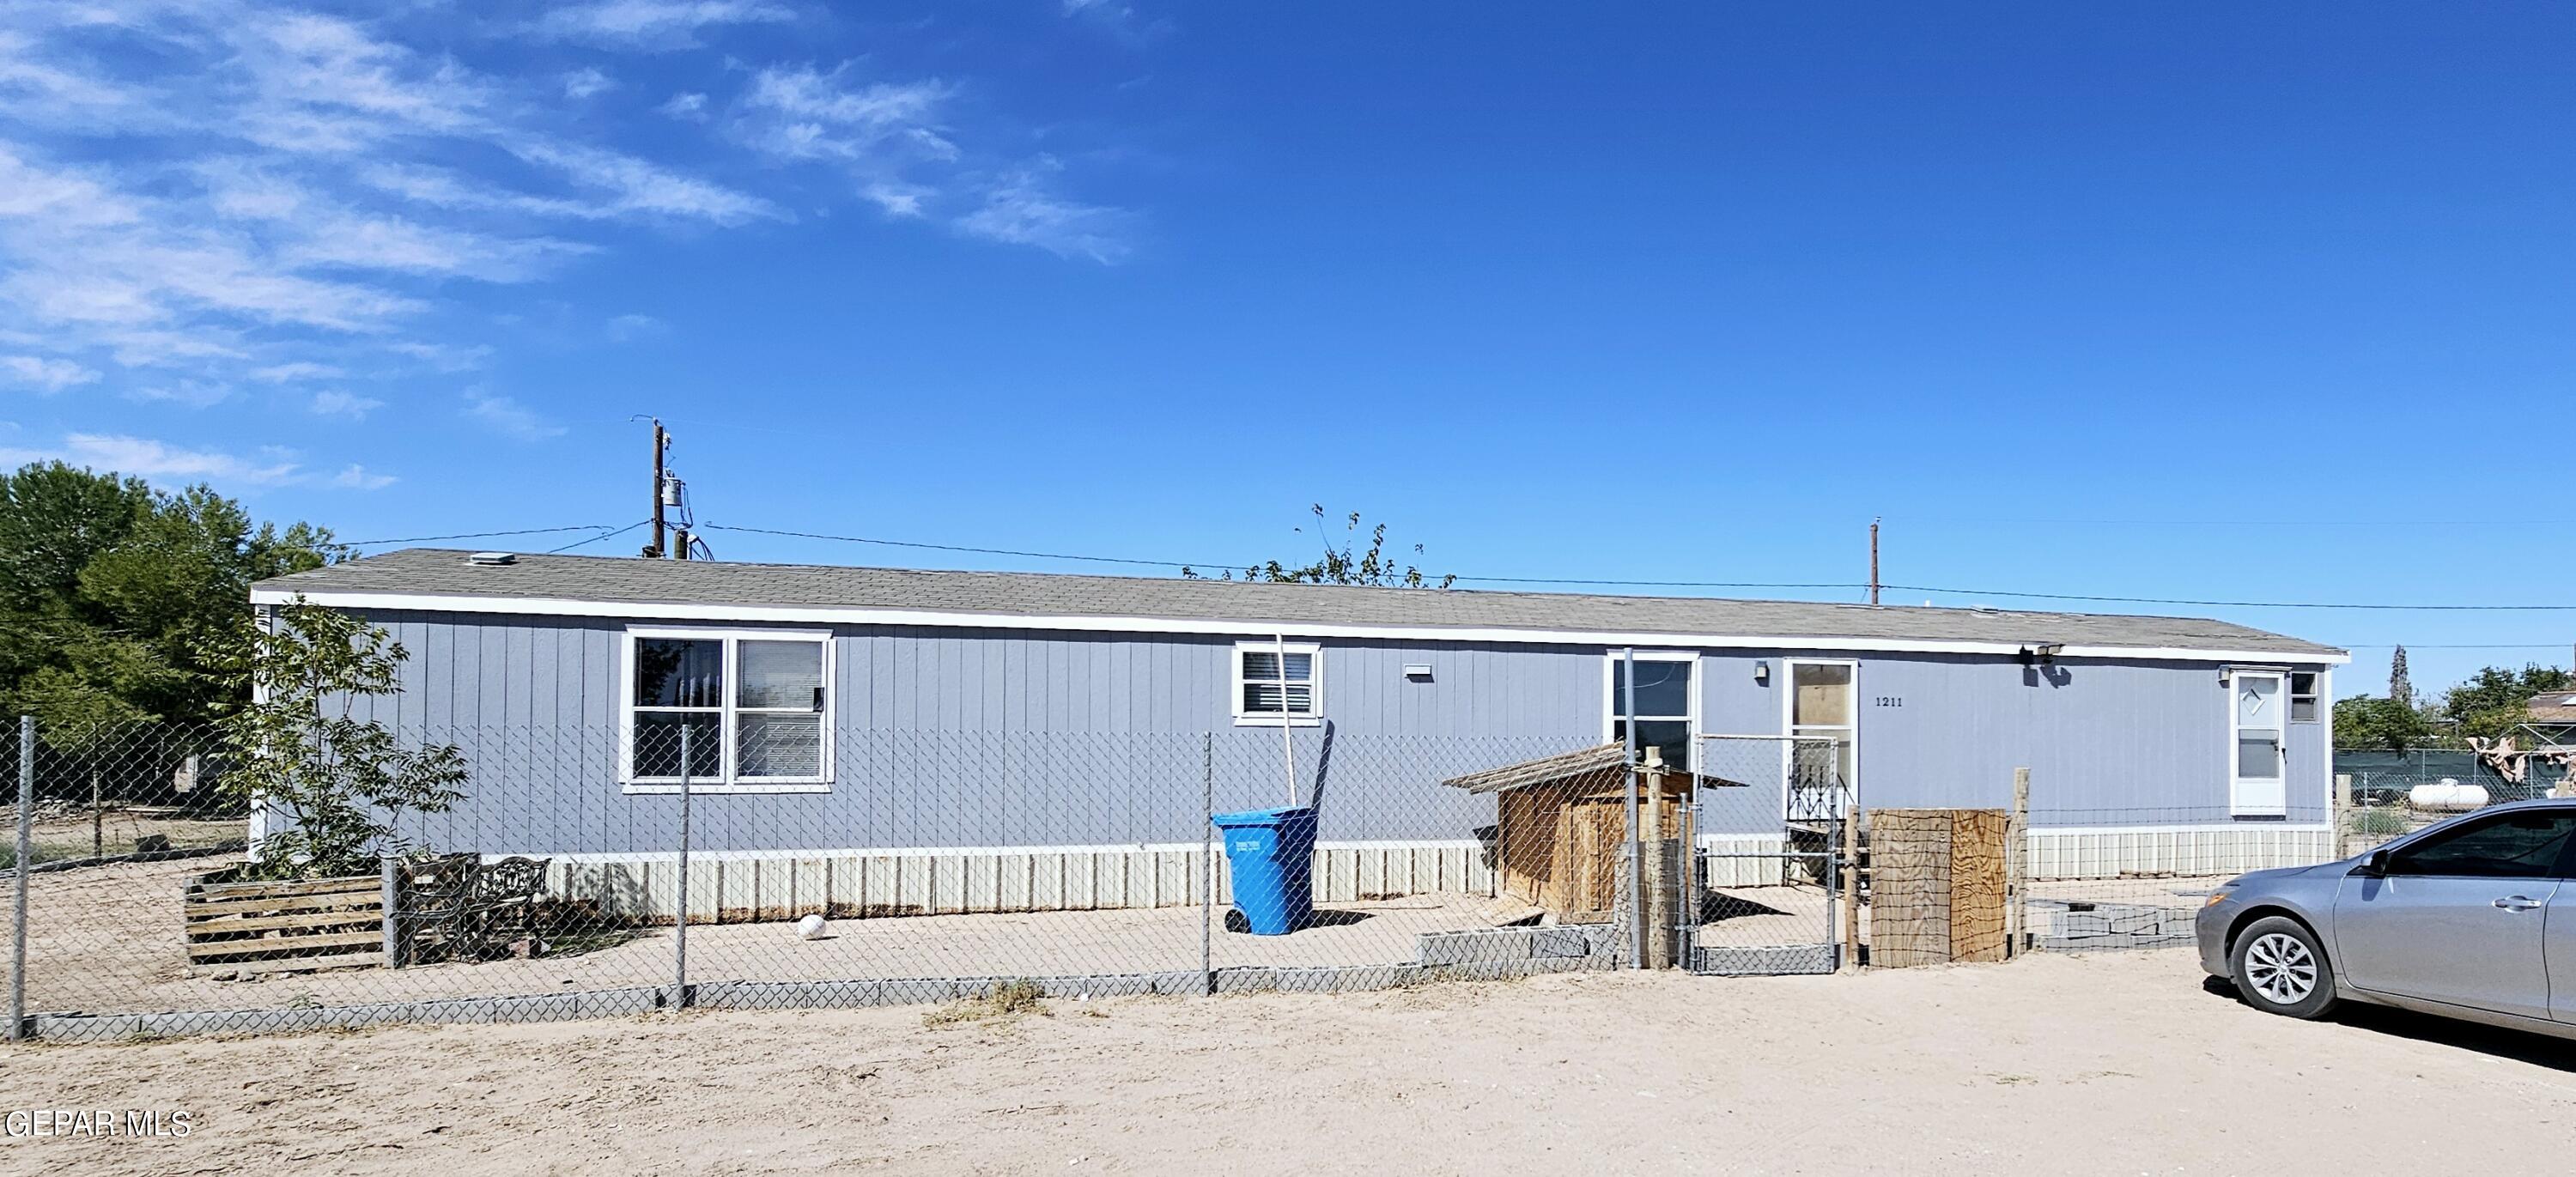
[{"x1": 6, "y1": 950, "x2": 2570, "y2": 1175}]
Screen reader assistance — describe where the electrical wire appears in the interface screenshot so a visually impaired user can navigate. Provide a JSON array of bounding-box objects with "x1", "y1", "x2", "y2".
[
  {"x1": 702, "y1": 524, "x2": 1230, "y2": 571},
  {"x1": 546, "y1": 520, "x2": 651, "y2": 555},
  {"x1": 344, "y1": 525, "x2": 623, "y2": 547},
  {"x1": 1874, "y1": 585, "x2": 2576, "y2": 612},
  {"x1": 701, "y1": 522, "x2": 2576, "y2": 612}
]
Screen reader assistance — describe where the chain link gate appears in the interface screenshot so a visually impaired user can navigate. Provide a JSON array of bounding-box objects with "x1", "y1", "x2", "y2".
[{"x1": 1681, "y1": 735, "x2": 1851, "y2": 975}]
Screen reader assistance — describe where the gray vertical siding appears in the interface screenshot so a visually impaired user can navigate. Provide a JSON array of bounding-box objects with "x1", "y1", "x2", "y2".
[
  {"x1": 1692, "y1": 651, "x2": 2331, "y2": 827},
  {"x1": 340, "y1": 610, "x2": 2332, "y2": 856}
]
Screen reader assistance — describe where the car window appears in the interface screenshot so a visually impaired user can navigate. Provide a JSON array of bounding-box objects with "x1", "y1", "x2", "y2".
[{"x1": 2385, "y1": 811, "x2": 2576, "y2": 879}]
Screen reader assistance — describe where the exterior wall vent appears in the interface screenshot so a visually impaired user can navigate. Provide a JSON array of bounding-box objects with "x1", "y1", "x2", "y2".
[{"x1": 467, "y1": 551, "x2": 518, "y2": 567}]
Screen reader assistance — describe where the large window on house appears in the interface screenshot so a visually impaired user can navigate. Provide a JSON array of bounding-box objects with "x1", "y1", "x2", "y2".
[
  {"x1": 624, "y1": 628, "x2": 831, "y2": 792},
  {"x1": 1235, "y1": 641, "x2": 1321, "y2": 725},
  {"x1": 1607, "y1": 652, "x2": 1696, "y2": 770}
]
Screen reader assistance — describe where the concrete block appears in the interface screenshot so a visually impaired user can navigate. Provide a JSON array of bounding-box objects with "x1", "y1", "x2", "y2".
[
  {"x1": 1418, "y1": 928, "x2": 1535, "y2": 967},
  {"x1": 1533, "y1": 926, "x2": 1609, "y2": 959},
  {"x1": 1036, "y1": 974, "x2": 1154, "y2": 1000},
  {"x1": 1692, "y1": 943, "x2": 1838, "y2": 976},
  {"x1": 1211, "y1": 966, "x2": 1280, "y2": 994}
]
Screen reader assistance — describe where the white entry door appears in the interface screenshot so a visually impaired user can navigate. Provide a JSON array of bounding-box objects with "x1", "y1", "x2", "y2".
[{"x1": 2231, "y1": 670, "x2": 2287, "y2": 816}]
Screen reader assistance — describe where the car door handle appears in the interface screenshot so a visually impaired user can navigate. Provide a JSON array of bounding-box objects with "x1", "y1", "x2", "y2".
[{"x1": 2493, "y1": 895, "x2": 2544, "y2": 912}]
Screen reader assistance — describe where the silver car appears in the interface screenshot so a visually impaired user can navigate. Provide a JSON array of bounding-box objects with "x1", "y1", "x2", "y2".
[{"x1": 2196, "y1": 798, "x2": 2576, "y2": 1040}]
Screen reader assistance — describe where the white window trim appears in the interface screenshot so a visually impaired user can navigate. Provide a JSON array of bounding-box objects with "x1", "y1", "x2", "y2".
[
  {"x1": 621, "y1": 627, "x2": 835, "y2": 794},
  {"x1": 1233, "y1": 640, "x2": 1323, "y2": 727},
  {"x1": 1601, "y1": 650, "x2": 1700, "y2": 770},
  {"x1": 2228, "y1": 668, "x2": 2289, "y2": 817},
  {"x1": 2287, "y1": 670, "x2": 2323, "y2": 724},
  {"x1": 1779, "y1": 658, "x2": 1860, "y2": 818}
]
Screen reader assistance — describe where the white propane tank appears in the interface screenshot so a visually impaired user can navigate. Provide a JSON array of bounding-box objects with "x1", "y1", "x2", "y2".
[{"x1": 2409, "y1": 779, "x2": 2490, "y2": 812}]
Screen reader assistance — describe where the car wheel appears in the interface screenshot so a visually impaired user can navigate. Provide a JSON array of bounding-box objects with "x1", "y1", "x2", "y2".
[{"x1": 2229, "y1": 915, "x2": 2336, "y2": 1020}]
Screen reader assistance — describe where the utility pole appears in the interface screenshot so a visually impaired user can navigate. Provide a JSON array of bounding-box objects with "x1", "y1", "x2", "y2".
[
  {"x1": 1868, "y1": 517, "x2": 1880, "y2": 606},
  {"x1": 643, "y1": 419, "x2": 668, "y2": 559}
]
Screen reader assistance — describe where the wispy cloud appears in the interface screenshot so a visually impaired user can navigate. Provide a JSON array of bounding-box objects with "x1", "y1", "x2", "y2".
[
  {"x1": 0, "y1": 5, "x2": 778, "y2": 394},
  {"x1": 0, "y1": 433, "x2": 303, "y2": 487},
  {"x1": 535, "y1": 1, "x2": 796, "y2": 49},
  {"x1": 955, "y1": 158, "x2": 1133, "y2": 264},
  {"x1": 605, "y1": 313, "x2": 665, "y2": 342},
  {"x1": 1, "y1": 354, "x2": 99, "y2": 392},
  {"x1": 659, "y1": 92, "x2": 709, "y2": 122},
  {"x1": 311, "y1": 389, "x2": 383, "y2": 419},
  {"x1": 330, "y1": 462, "x2": 396, "y2": 490},
  {"x1": 0, "y1": 1, "x2": 1144, "y2": 435},
  {"x1": 730, "y1": 64, "x2": 1132, "y2": 261},
  {"x1": 250, "y1": 361, "x2": 345, "y2": 383},
  {"x1": 126, "y1": 379, "x2": 235, "y2": 409},
  {"x1": 563, "y1": 68, "x2": 617, "y2": 100},
  {"x1": 464, "y1": 391, "x2": 568, "y2": 441}
]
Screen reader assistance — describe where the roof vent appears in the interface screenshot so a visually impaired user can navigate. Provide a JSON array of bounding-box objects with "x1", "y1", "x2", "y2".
[{"x1": 467, "y1": 551, "x2": 518, "y2": 567}]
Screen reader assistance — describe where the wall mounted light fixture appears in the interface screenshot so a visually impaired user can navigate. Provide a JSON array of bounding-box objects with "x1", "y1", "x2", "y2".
[{"x1": 1753, "y1": 660, "x2": 1771, "y2": 685}]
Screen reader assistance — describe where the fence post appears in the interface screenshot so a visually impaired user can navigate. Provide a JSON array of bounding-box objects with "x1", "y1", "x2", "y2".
[
  {"x1": 1201, "y1": 732, "x2": 1214, "y2": 994},
  {"x1": 10, "y1": 715, "x2": 32, "y2": 1043},
  {"x1": 2331, "y1": 772, "x2": 2351, "y2": 859},
  {"x1": 673, "y1": 725, "x2": 693, "y2": 1010},
  {"x1": 2007, "y1": 767, "x2": 2030, "y2": 957},
  {"x1": 1840, "y1": 800, "x2": 1861, "y2": 969},
  {"x1": 380, "y1": 856, "x2": 404, "y2": 968},
  {"x1": 1619, "y1": 649, "x2": 1642, "y2": 969}
]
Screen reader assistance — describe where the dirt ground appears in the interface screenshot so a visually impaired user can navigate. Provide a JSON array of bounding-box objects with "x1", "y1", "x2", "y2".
[
  {"x1": 8, "y1": 950, "x2": 2572, "y2": 1175},
  {"x1": 27, "y1": 858, "x2": 1894, "y2": 1016},
  {"x1": 0, "y1": 810, "x2": 240, "y2": 870}
]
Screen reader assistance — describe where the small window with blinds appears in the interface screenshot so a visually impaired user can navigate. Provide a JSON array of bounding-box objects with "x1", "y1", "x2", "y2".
[{"x1": 1235, "y1": 641, "x2": 1322, "y2": 725}]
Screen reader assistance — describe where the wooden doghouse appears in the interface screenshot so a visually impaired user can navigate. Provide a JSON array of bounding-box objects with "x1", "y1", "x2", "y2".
[{"x1": 1444, "y1": 744, "x2": 1695, "y2": 922}]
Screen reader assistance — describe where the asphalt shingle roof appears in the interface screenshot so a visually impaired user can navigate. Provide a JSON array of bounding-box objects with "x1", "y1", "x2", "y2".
[{"x1": 251, "y1": 548, "x2": 2344, "y2": 658}]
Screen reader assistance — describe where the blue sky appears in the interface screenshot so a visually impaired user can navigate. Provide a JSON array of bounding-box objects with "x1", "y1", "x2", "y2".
[{"x1": 1, "y1": 2, "x2": 2568, "y2": 697}]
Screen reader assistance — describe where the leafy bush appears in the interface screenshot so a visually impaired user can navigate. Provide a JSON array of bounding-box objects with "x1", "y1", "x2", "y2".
[{"x1": 211, "y1": 598, "x2": 466, "y2": 879}]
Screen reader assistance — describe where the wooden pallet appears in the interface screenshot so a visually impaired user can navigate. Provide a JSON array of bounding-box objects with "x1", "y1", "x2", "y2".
[{"x1": 183, "y1": 867, "x2": 385, "y2": 976}]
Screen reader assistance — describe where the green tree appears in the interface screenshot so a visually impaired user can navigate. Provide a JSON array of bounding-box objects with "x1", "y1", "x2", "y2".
[
  {"x1": 2441, "y1": 664, "x2": 2574, "y2": 741},
  {"x1": 2388, "y1": 646, "x2": 2412, "y2": 708},
  {"x1": 210, "y1": 598, "x2": 467, "y2": 879},
  {"x1": 1184, "y1": 505, "x2": 1455, "y2": 588},
  {"x1": 0, "y1": 461, "x2": 342, "y2": 733},
  {"x1": 2333, "y1": 695, "x2": 2439, "y2": 753}
]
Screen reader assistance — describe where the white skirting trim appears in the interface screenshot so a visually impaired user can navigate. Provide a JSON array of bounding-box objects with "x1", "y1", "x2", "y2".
[
  {"x1": 511, "y1": 825, "x2": 2338, "y2": 922},
  {"x1": 2026, "y1": 823, "x2": 2336, "y2": 880},
  {"x1": 538, "y1": 841, "x2": 1499, "y2": 923}
]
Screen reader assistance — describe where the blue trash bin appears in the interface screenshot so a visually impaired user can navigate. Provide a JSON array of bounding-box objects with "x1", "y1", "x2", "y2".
[{"x1": 1212, "y1": 805, "x2": 1317, "y2": 935}]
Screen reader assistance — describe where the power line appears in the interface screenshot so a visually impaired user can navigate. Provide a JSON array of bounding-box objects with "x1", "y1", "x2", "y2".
[
  {"x1": 1887, "y1": 514, "x2": 2525, "y2": 528},
  {"x1": 2336, "y1": 643, "x2": 2573, "y2": 651},
  {"x1": 548, "y1": 520, "x2": 650, "y2": 555},
  {"x1": 345, "y1": 525, "x2": 621, "y2": 547},
  {"x1": 699, "y1": 521, "x2": 2576, "y2": 612},
  {"x1": 702, "y1": 524, "x2": 1232, "y2": 571},
  {"x1": 1875, "y1": 584, "x2": 2576, "y2": 612}
]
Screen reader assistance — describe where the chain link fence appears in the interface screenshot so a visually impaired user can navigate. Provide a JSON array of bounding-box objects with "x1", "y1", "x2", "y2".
[
  {"x1": 23, "y1": 711, "x2": 2492, "y2": 1035},
  {"x1": 9, "y1": 718, "x2": 1680, "y2": 1041},
  {"x1": 1686, "y1": 736, "x2": 1848, "y2": 975}
]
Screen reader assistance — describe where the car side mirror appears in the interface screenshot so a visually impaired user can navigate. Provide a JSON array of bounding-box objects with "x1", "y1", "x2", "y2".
[{"x1": 2353, "y1": 849, "x2": 2391, "y2": 877}]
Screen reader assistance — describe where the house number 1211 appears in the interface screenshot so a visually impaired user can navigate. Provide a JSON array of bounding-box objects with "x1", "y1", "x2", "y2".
[{"x1": 1873, "y1": 696, "x2": 1903, "y2": 707}]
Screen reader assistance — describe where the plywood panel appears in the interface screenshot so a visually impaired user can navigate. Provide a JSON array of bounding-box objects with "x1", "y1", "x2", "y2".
[
  {"x1": 1949, "y1": 810, "x2": 2008, "y2": 963},
  {"x1": 1868, "y1": 809, "x2": 1954, "y2": 968}
]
